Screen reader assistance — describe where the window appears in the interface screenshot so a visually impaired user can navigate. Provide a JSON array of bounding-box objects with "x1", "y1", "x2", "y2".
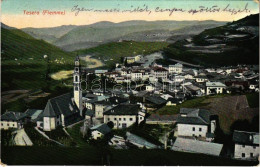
[
  {"x1": 242, "y1": 145, "x2": 245, "y2": 148},
  {"x1": 108, "y1": 118, "x2": 110, "y2": 121},
  {"x1": 13, "y1": 124, "x2": 15, "y2": 127},
  {"x1": 242, "y1": 153, "x2": 245, "y2": 157},
  {"x1": 57, "y1": 121, "x2": 59, "y2": 125},
  {"x1": 7, "y1": 124, "x2": 9, "y2": 126},
  {"x1": 199, "y1": 128, "x2": 202, "y2": 131},
  {"x1": 57, "y1": 115, "x2": 59, "y2": 119},
  {"x1": 199, "y1": 135, "x2": 201, "y2": 137},
  {"x1": 250, "y1": 153, "x2": 253, "y2": 158},
  {"x1": 1, "y1": 123, "x2": 3, "y2": 126},
  {"x1": 129, "y1": 118, "x2": 133, "y2": 121},
  {"x1": 119, "y1": 118, "x2": 121, "y2": 121},
  {"x1": 75, "y1": 76, "x2": 78, "y2": 82},
  {"x1": 192, "y1": 134, "x2": 195, "y2": 137},
  {"x1": 253, "y1": 146, "x2": 256, "y2": 149},
  {"x1": 192, "y1": 127, "x2": 195, "y2": 131},
  {"x1": 124, "y1": 118, "x2": 126, "y2": 121},
  {"x1": 114, "y1": 118, "x2": 117, "y2": 121}
]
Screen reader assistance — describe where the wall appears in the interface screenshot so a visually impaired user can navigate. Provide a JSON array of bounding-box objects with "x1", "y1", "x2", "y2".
[
  {"x1": 178, "y1": 123, "x2": 208, "y2": 137},
  {"x1": 104, "y1": 115, "x2": 136, "y2": 129},
  {"x1": 0, "y1": 121, "x2": 19, "y2": 130},
  {"x1": 95, "y1": 104, "x2": 104, "y2": 118},
  {"x1": 43, "y1": 117, "x2": 56, "y2": 131},
  {"x1": 234, "y1": 144, "x2": 259, "y2": 159}
]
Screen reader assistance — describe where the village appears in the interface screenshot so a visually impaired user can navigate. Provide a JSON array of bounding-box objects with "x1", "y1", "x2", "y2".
[{"x1": 1, "y1": 53, "x2": 259, "y2": 162}]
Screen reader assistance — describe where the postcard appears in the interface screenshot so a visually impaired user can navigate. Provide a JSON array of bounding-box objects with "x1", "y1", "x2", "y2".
[{"x1": 1, "y1": 0, "x2": 259, "y2": 166}]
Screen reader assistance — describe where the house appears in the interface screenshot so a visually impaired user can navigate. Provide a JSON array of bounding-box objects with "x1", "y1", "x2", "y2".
[
  {"x1": 103, "y1": 104, "x2": 145, "y2": 129},
  {"x1": 166, "y1": 98, "x2": 182, "y2": 106},
  {"x1": 143, "y1": 96, "x2": 167, "y2": 111},
  {"x1": 172, "y1": 138, "x2": 223, "y2": 156},
  {"x1": 205, "y1": 82, "x2": 226, "y2": 95},
  {"x1": 151, "y1": 66, "x2": 168, "y2": 80},
  {"x1": 168, "y1": 63, "x2": 183, "y2": 74},
  {"x1": 176, "y1": 108, "x2": 216, "y2": 140},
  {"x1": 233, "y1": 130, "x2": 259, "y2": 160},
  {"x1": 131, "y1": 70, "x2": 143, "y2": 81},
  {"x1": 95, "y1": 69, "x2": 108, "y2": 76},
  {"x1": 195, "y1": 75, "x2": 208, "y2": 83},
  {"x1": 0, "y1": 111, "x2": 28, "y2": 130},
  {"x1": 90, "y1": 123, "x2": 111, "y2": 140},
  {"x1": 94, "y1": 96, "x2": 128, "y2": 119},
  {"x1": 124, "y1": 57, "x2": 136, "y2": 64},
  {"x1": 126, "y1": 132, "x2": 161, "y2": 149}
]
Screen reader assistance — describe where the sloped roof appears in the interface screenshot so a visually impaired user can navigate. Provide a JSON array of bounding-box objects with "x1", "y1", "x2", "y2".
[
  {"x1": 1, "y1": 111, "x2": 27, "y2": 121},
  {"x1": 91, "y1": 123, "x2": 111, "y2": 134},
  {"x1": 95, "y1": 96, "x2": 128, "y2": 106},
  {"x1": 233, "y1": 130, "x2": 259, "y2": 145},
  {"x1": 177, "y1": 108, "x2": 211, "y2": 125},
  {"x1": 147, "y1": 114, "x2": 177, "y2": 122},
  {"x1": 42, "y1": 93, "x2": 79, "y2": 117},
  {"x1": 25, "y1": 109, "x2": 43, "y2": 121},
  {"x1": 104, "y1": 104, "x2": 140, "y2": 115},
  {"x1": 145, "y1": 96, "x2": 167, "y2": 105},
  {"x1": 126, "y1": 132, "x2": 159, "y2": 149},
  {"x1": 172, "y1": 138, "x2": 223, "y2": 156}
]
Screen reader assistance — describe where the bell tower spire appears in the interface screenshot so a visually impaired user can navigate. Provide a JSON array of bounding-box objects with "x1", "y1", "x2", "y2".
[{"x1": 73, "y1": 55, "x2": 83, "y2": 116}]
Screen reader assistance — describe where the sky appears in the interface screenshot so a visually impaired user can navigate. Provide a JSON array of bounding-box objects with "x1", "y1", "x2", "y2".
[{"x1": 1, "y1": 0, "x2": 259, "y2": 28}]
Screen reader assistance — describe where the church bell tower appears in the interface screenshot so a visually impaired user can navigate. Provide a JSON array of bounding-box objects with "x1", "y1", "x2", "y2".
[{"x1": 74, "y1": 56, "x2": 83, "y2": 116}]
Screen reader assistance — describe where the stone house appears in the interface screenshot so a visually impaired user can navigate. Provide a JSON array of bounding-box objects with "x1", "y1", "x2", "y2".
[
  {"x1": 233, "y1": 130, "x2": 259, "y2": 160},
  {"x1": 103, "y1": 104, "x2": 145, "y2": 129},
  {"x1": 0, "y1": 111, "x2": 28, "y2": 130},
  {"x1": 176, "y1": 108, "x2": 216, "y2": 141}
]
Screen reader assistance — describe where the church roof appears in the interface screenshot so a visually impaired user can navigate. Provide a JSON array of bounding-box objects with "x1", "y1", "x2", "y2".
[
  {"x1": 104, "y1": 104, "x2": 140, "y2": 115},
  {"x1": 42, "y1": 93, "x2": 79, "y2": 117}
]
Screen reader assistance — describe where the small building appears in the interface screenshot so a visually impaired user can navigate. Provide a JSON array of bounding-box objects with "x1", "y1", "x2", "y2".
[
  {"x1": 103, "y1": 104, "x2": 145, "y2": 129},
  {"x1": 168, "y1": 63, "x2": 183, "y2": 74},
  {"x1": 143, "y1": 96, "x2": 167, "y2": 111},
  {"x1": 151, "y1": 66, "x2": 168, "y2": 80},
  {"x1": 166, "y1": 98, "x2": 182, "y2": 106},
  {"x1": 90, "y1": 123, "x2": 111, "y2": 140},
  {"x1": 172, "y1": 138, "x2": 223, "y2": 156},
  {"x1": 176, "y1": 108, "x2": 216, "y2": 140},
  {"x1": 0, "y1": 111, "x2": 28, "y2": 130},
  {"x1": 205, "y1": 82, "x2": 226, "y2": 95},
  {"x1": 233, "y1": 130, "x2": 259, "y2": 160}
]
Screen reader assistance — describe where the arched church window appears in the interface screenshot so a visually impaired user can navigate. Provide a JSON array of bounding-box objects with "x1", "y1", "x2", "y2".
[
  {"x1": 75, "y1": 76, "x2": 78, "y2": 82},
  {"x1": 75, "y1": 86, "x2": 78, "y2": 91}
]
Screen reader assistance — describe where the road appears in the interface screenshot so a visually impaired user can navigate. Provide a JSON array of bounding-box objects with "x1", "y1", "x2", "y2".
[
  {"x1": 14, "y1": 128, "x2": 33, "y2": 146},
  {"x1": 169, "y1": 58, "x2": 202, "y2": 68}
]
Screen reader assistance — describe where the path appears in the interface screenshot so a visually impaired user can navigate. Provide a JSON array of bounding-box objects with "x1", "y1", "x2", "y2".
[
  {"x1": 14, "y1": 128, "x2": 33, "y2": 146},
  {"x1": 169, "y1": 58, "x2": 202, "y2": 68},
  {"x1": 81, "y1": 55, "x2": 104, "y2": 68}
]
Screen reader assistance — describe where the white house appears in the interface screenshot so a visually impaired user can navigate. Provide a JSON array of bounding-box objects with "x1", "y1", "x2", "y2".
[
  {"x1": 131, "y1": 70, "x2": 143, "y2": 81},
  {"x1": 0, "y1": 111, "x2": 28, "y2": 130},
  {"x1": 90, "y1": 123, "x2": 111, "y2": 140},
  {"x1": 233, "y1": 130, "x2": 259, "y2": 160},
  {"x1": 205, "y1": 82, "x2": 226, "y2": 95},
  {"x1": 169, "y1": 63, "x2": 183, "y2": 74},
  {"x1": 103, "y1": 104, "x2": 145, "y2": 129},
  {"x1": 176, "y1": 108, "x2": 216, "y2": 140},
  {"x1": 151, "y1": 66, "x2": 168, "y2": 80}
]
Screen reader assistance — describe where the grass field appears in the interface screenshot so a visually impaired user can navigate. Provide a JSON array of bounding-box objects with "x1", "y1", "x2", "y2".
[{"x1": 1, "y1": 146, "x2": 258, "y2": 166}]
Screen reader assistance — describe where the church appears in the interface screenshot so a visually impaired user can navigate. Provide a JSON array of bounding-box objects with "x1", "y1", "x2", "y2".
[{"x1": 37, "y1": 56, "x2": 85, "y2": 131}]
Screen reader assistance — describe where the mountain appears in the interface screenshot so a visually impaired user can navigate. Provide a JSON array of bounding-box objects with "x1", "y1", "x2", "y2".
[
  {"x1": 21, "y1": 20, "x2": 226, "y2": 51},
  {"x1": 1, "y1": 26, "x2": 73, "y2": 61},
  {"x1": 1, "y1": 26, "x2": 74, "y2": 91},
  {"x1": 162, "y1": 14, "x2": 259, "y2": 67}
]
